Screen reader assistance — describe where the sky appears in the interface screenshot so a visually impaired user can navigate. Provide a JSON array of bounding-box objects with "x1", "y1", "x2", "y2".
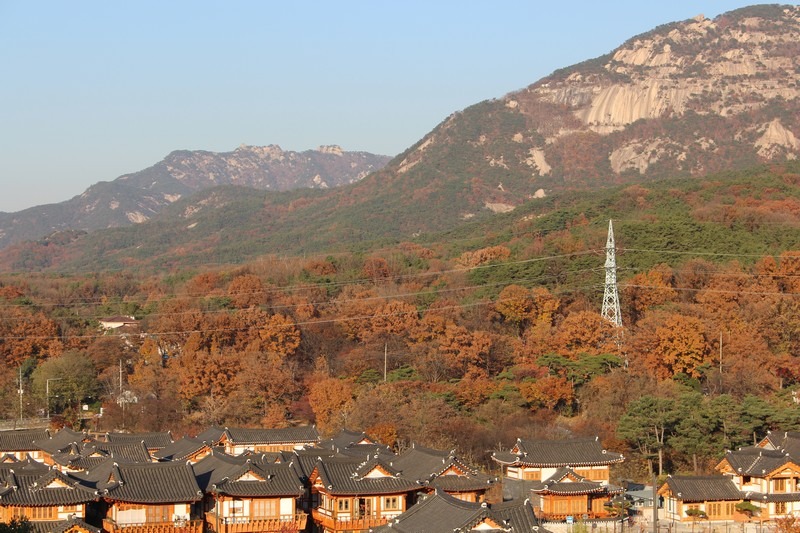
[{"x1": 0, "y1": 1, "x2": 766, "y2": 213}]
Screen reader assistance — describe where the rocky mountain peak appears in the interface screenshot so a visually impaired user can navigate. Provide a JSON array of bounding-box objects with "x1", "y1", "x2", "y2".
[
  {"x1": 533, "y1": 6, "x2": 800, "y2": 137},
  {"x1": 0, "y1": 144, "x2": 391, "y2": 249}
]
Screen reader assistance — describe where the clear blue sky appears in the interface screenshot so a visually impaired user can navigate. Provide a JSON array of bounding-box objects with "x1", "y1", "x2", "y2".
[{"x1": 0, "y1": 1, "x2": 762, "y2": 212}]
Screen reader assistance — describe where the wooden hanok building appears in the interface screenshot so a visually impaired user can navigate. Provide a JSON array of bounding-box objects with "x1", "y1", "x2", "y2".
[
  {"x1": 492, "y1": 436, "x2": 624, "y2": 520},
  {"x1": 0, "y1": 462, "x2": 99, "y2": 533},
  {"x1": 309, "y1": 455, "x2": 420, "y2": 533},
  {"x1": 658, "y1": 475, "x2": 743, "y2": 522},
  {"x1": 79, "y1": 459, "x2": 204, "y2": 533},
  {"x1": 105, "y1": 432, "x2": 174, "y2": 455},
  {"x1": 716, "y1": 444, "x2": 800, "y2": 519},
  {"x1": 390, "y1": 444, "x2": 495, "y2": 503},
  {"x1": 372, "y1": 489, "x2": 543, "y2": 533},
  {"x1": 193, "y1": 450, "x2": 308, "y2": 533},
  {"x1": 0, "y1": 429, "x2": 52, "y2": 462},
  {"x1": 221, "y1": 427, "x2": 321, "y2": 454}
]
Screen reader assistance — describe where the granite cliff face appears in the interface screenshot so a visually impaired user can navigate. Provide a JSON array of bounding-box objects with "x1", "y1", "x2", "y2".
[
  {"x1": 389, "y1": 5, "x2": 800, "y2": 223},
  {"x1": 533, "y1": 8, "x2": 800, "y2": 174},
  {"x1": 0, "y1": 145, "x2": 390, "y2": 249}
]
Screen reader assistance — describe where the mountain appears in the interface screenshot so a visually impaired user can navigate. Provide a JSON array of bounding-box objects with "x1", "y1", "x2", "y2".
[
  {"x1": 3, "y1": 5, "x2": 800, "y2": 271},
  {"x1": 0, "y1": 144, "x2": 391, "y2": 249}
]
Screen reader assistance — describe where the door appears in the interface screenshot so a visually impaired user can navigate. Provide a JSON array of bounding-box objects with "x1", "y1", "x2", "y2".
[{"x1": 358, "y1": 498, "x2": 372, "y2": 519}]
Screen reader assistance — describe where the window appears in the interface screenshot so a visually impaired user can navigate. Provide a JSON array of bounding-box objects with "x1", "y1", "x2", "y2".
[
  {"x1": 523, "y1": 470, "x2": 541, "y2": 481},
  {"x1": 775, "y1": 479, "x2": 787, "y2": 492},
  {"x1": 338, "y1": 499, "x2": 350, "y2": 512},
  {"x1": 31, "y1": 507, "x2": 56, "y2": 520},
  {"x1": 743, "y1": 476, "x2": 751, "y2": 484},
  {"x1": 384, "y1": 497, "x2": 400, "y2": 510},
  {"x1": 12, "y1": 508, "x2": 56, "y2": 520},
  {"x1": 252, "y1": 499, "x2": 278, "y2": 518},
  {"x1": 726, "y1": 503, "x2": 736, "y2": 516},
  {"x1": 777, "y1": 502, "x2": 787, "y2": 514},
  {"x1": 575, "y1": 468, "x2": 608, "y2": 481},
  {"x1": 146, "y1": 505, "x2": 171, "y2": 523},
  {"x1": 707, "y1": 503, "x2": 720, "y2": 517}
]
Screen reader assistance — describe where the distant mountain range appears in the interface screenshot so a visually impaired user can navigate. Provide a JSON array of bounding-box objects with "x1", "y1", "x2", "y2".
[
  {"x1": 2, "y1": 4, "x2": 800, "y2": 271},
  {"x1": 0, "y1": 145, "x2": 391, "y2": 248}
]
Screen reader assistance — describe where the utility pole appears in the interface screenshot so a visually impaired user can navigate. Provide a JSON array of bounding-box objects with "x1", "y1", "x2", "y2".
[
  {"x1": 653, "y1": 474, "x2": 659, "y2": 533},
  {"x1": 46, "y1": 378, "x2": 63, "y2": 419},
  {"x1": 601, "y1": 220, "x2": 623, "y2": 328},
  {"x1": 18, "y1": 367, "x2": 23, "y2": 421}
]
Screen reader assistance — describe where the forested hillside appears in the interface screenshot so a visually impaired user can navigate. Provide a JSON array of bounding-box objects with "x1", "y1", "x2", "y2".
[{"x1": 2, "y1": 162, "x2": 800, "y2": 480}]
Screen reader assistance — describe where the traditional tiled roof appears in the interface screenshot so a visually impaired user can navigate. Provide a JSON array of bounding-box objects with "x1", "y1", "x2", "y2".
[
  {"x1": 28, "y1": 517, "x2": 101, "y2": 533},
  {"x1": 277, "y1": 448, "x2": 337, "y2": 481},
  {"x1": 427, "y1": 474, "x2": 495, "y2": 493},
  {"x1": 721, "y1": 446, "x2": 792, "y2": 476},
  {"x1": 758, "y1": 430, "x2": 800, "y2": 459},
  {"x1": 152, "y1": 437, "x2": 214, "y2": 462},
  {"x1": 51, "y1": 441, "x2": 151, "y2": 471},
  {"x1": 33, "y1": 429, "x2": 89, "y2": 456},
  {"x1": 390, "y1": 444, "x2": 495, "y2": 492},
  {"x1": 491, "y1": 498, "x2": 544, "y2": 532},
  {"x1": 317, "y1": 429, "x2": 373, "y2": 450},
  {"x1": 194, "y1": 427, "x2": 227, "y2": 445},
  {"x1": 0, "y1": 429, "x2": 51, "y2": 452},
  {"x1": 334, "y1": 443, "x2": 396, "y2": 461},
  {"x1": 527, "y1": 467, "x2": 623, "y2": 496},
  {"x1": 192, "y1": 451, "x2": 304, "y2": 496},
  {"x1": 105, "y1": 431, "x2": 173, "y2": 450},
  {"x1": 0, "y1": 469, "x2": 97, "y2": 506},
  {"x1": 223, "y1": 426, "x2": 320, "y2": 446},
  {"x1": 660, "y1": 476, "x2": 742, "y2": 502},
  {"x1": 532, "y1": 480, "x2": 619, "y2": 496},
  {"x1": 746, "y1": 491, "x2": 800, "y2": 502},
  {"x1": 0, "y1": 456, "x2": 50, "y2": 476},
  {"x1": 311, "y1": 456, "x2": 419, "y2": 496},
  {"x1": 492, "y1": 436, "x2": 624, "y2": 467},
  {"x1": 373, "y1": 490, "x2": 544, "y2": 533},
  {"x1": 81, "y1": 460, "x2": 202, "y2": 503}
]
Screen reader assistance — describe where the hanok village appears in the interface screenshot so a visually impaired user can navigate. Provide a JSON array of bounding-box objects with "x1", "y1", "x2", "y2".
[
  {"x1": 0, "y1": 221, "x2": 794, "y2": 533},
  {"x1": 1, "y1": 423, "x2": 800, "y2": 533}
]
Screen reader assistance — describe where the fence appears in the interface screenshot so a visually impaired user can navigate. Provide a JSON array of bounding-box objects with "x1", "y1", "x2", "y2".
[
  {"x1": 0, "y1": 418, "x2": 49, "y2": 431},
  {"x1": 544, "y1": 519, "x2": 776, "y2": 533}
]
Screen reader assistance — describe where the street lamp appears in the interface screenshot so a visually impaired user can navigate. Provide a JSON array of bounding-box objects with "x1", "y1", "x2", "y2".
[{"x1": 46, "y1": 378, "x2": 63, "y2": 419}]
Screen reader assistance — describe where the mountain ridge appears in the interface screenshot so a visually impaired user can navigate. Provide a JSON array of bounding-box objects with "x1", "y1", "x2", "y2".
[
  {"x1": 0, "y1": 144, "x2": 391, "y2": 248},
  {"x1": 2, "y1": 4, "x2": 799, "y2": 270}
]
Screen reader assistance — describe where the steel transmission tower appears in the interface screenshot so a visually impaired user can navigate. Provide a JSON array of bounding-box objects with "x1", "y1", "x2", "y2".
[{"x1": 601, "y1": 220, "x2": 622, "y2": 328}]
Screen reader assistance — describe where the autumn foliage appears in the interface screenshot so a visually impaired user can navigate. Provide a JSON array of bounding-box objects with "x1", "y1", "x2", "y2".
[{"x1": 3, "y1": 237, "x2": 800, "y2": 477}]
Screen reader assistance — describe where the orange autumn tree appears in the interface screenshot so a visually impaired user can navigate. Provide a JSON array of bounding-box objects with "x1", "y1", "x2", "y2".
[
  {"x1": 494, "y1": 284, "x2": 534, "y2": 331},
  {"x1": 367, "y1": 300, "x2": 420, "y2": 340},
  {"x1": 307, "y1": 377, "x2": 355, "y2": 435},
  {"x1": 0, "y1": 307, "x2": 63, "y2": 366},
  {"x1": 519, "y1": 375, "x2": 575, "y2": 411},
  {"x1": 226, "y1": 273, "x2": 266, "y2": 308},
  {"x1": 632, "y1": 312, "x2": 711, "y2": 380},
  {"x1": 254, "y1": 313, "x2": 301, "y2": 357},
  {"x1": 437, "y1": 324, "x2": 493, "y2": 378},
  {"x1": 622, "y1": 264, "x2": 677, "y2": 325},
  {"x1": 225, "y1": 351, "x2": 299, "y2": 425},
  {"x1": 173, "y1": 346, "x2": 241, "y2": 405},
  {"x1": 551, "y1": 310, "x2": 618, "y2": 357}
]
